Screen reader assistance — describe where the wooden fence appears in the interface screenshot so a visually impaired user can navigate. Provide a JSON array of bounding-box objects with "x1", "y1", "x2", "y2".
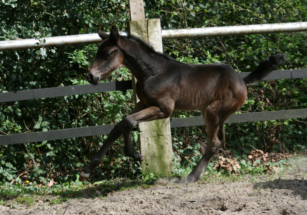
[{"x1": 1, "y1": 69, "x2": 307, "y2": 145}]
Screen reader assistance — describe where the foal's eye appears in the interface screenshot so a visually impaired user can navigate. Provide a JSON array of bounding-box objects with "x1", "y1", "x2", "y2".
[
  {"x1": 104, "y1": 50, "x2": 115, "y2": 59},
  {"x1": 102, "y1": 52, "x2": 110, "y2": 58}
]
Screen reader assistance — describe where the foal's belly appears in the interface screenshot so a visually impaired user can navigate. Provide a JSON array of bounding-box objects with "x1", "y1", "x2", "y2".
[{"x1": 174, "y1": 96, "x2": 209, "y2": 111}]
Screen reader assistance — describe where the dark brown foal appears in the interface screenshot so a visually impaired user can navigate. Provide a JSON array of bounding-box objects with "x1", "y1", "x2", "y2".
[{"x1": 80, "y1": 26, "x2": 286, "y2": 183}]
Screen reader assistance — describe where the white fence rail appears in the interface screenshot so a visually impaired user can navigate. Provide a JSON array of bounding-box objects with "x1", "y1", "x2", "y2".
[
  {"x1": 1, "y1": 22, "x2": 307, "y2": 51},
  {"x1": 162, "y1": 22, "x2": 307, "y2": 39}
]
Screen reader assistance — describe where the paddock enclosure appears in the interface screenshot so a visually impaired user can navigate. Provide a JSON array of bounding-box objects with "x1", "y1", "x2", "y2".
[{"x1": 1, "y1": 0, "x2": 307, "y2": 179}]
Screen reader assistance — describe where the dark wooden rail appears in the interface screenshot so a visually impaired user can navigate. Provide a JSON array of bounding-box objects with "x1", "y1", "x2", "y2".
[{"x1": 1, "y1": 70, "x2": 306, "y2": 103}]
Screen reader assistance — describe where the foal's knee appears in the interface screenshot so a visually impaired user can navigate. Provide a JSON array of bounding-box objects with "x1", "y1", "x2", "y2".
[{"x1": 120, "y1": 116, "x2": 137, "y2": 132}]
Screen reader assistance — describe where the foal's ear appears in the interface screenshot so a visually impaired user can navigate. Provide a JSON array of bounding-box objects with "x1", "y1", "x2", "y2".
[
  {"x1": 110, "y1": 26, "x2": 120, "y2": 43},
  {"x1": 97, "y1": 29, "x2": 109, "y2": 40}
]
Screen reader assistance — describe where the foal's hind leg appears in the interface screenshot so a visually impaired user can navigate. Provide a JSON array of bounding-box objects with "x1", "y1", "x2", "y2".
[{"x1": 178, "y1": 104, "x2": 227, "y2": 183}]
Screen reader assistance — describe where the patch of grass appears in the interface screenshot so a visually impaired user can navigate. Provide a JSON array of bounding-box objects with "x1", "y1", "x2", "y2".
[
  {"x1": 285, "y1": 156, "x2": 307, "y2": 177},
  {"x1": 0, "y1": 172, "x2": 160, "y2": 208},
  {"x1": 49, "y1": 197, "x2": 68, "y2": 205},
  {"x1": 172, "y1": 156, "x2": 280, "y2": 184},
  {"x1": 198, "y1": 156, "x2": 293, "y2": 184},
  {"x1": 0, "y1": 175, "x2": 90, "y2": 207},
  {"x1": 247, "y1": 176, "x2": 259, "y2": 183},
  {"x1": 141, "y1": 184, "x2": 152, "y2": 189},
  {"x1": 15, "y1": 196, "x2": 35, "y2": 207}
]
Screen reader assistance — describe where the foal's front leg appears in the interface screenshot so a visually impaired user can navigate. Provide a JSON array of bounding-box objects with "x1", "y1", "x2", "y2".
[
  {"x1": 121, "y1": 106, "x2": 173, "y2": 161},
  {"x1": 80, "y1": 102, "x2": 142, "y2": 181},
  {"x1": 79, "y1": 120, "x2": 125, "y2": 181},
  {"x1": 122, "y1": 102, "x2": 144, "y2": 161},
  {"x1": 80, "y1": 105, "x2": 171, "y2": 181}
]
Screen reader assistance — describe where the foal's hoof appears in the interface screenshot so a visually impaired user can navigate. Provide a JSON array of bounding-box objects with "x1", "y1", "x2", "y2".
[
  {"x1": 79, "y1": 171, "x2": 90, "y2": 182},
  {"x1": 155, "y1": 177, "x2": 180, "y2": 185},
  {"x1": 175, "y1": 177, "x2": 188, "y2": 184},
  {"x1": 133, "y1": 152, "x2": 143, "y2": 162},
  {"x1": 175, "y1": 176, "x2": 198, "y2": 184}
]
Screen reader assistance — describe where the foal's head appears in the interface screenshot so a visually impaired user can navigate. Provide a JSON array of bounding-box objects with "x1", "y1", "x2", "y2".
[{"x1": 86, "y1": 26, "x2": 124, "y2": 85}]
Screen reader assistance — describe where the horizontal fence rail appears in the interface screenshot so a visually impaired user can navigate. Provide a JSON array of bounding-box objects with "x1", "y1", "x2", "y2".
[
  {"x1": 1, "y1": 109, "x2": 307, "y2": 145},
  {"x1": 1, "y1": 70, "x2": 306, "y2": 103},
  {"x1": 0, "y1": 32, "x2": 128, "y2": 51},
  {"x1": 1, "y1": 22, "x2": 307, "y2": 50},
  {"x1": 171, "y1": 109, "x2": 307, "y2": 128},
  {"x1": 0, "y1": 81, "x2": 132, "y2": 103},
  {"x1": 162, "y1": 22, "x2": 307, "y2": 39}
]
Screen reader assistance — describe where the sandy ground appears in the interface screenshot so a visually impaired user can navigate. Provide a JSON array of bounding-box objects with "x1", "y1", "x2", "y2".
[{"x1": 1, "y1": 156, "x2": 307, "y2": 215}]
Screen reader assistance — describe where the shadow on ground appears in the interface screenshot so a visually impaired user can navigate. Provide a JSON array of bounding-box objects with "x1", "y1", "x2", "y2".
[
  {"x1": 253, "y1": 156, "x2": 307, "y2": 200},
  {"x1": 56, "y1": 180, "x2": 155, "y2": 200}
]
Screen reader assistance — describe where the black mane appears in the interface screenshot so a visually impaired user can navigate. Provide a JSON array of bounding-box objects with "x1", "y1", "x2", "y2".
[{"x1": 126, "y1": 34, "x2": 178, "y2": 62}]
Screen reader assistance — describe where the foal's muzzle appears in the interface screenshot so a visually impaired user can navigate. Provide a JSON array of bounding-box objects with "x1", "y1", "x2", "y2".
[{"x1": 86, "y1": 73, "x2": 99, "y2": 85}]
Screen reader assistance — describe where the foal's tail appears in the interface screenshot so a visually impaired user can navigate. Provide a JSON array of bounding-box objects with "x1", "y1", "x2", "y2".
[{"x1": 243, "y1": 54, "x2": 286, "y2": 85}]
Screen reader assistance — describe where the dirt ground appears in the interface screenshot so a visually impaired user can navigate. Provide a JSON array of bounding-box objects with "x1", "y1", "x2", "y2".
[{"x1": 1, "y1": 156, "x2": 307, "y2": 215}]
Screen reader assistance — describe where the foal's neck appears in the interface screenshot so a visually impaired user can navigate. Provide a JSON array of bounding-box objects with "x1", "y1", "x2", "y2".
[{"x1": 120, "y1": 37, "x2": 167, "y2": 82}]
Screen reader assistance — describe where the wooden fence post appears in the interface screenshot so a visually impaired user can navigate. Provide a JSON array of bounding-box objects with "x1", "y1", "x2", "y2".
[{"x1": 129, "y1": 0, "x2": 173, "y2": 177}]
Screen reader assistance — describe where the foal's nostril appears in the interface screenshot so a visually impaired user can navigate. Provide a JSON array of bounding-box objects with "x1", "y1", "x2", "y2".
[
  {"x1": 93, "y1": 76, "x2": 99, "y2": 85},
  {"x1": 86, "y1": 73, "x2": 99, "y2": 85},
  {"x1": 86, "y1": 73, "x2": 93, "y2": 82}
]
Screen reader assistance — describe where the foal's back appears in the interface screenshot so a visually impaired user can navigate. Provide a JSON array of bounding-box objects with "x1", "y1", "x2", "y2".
[{"x1": 173, "y1": 63, "x2": 247, "y2": 111}]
